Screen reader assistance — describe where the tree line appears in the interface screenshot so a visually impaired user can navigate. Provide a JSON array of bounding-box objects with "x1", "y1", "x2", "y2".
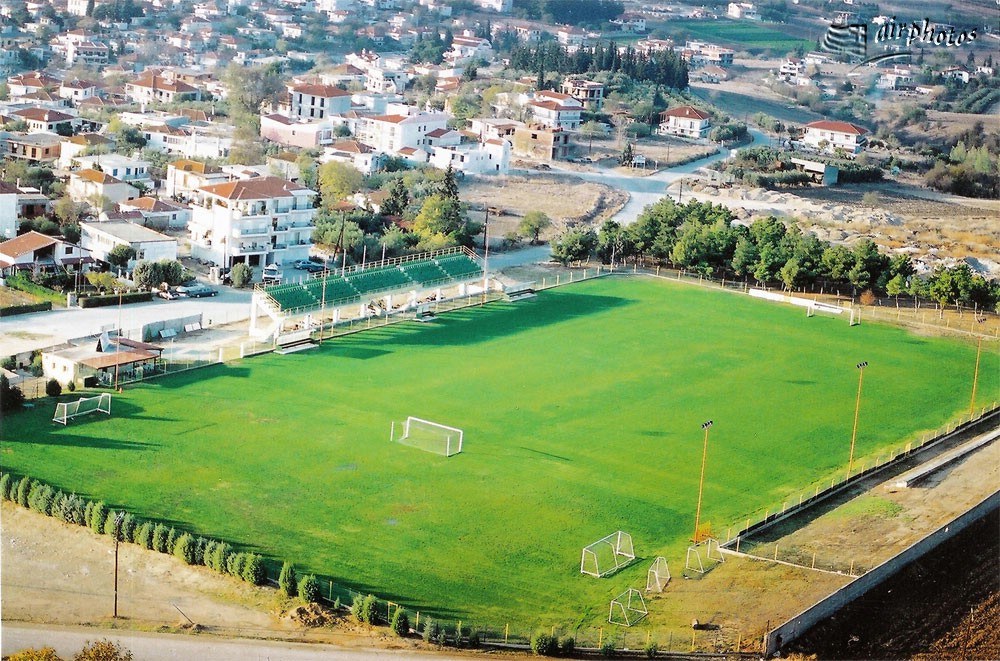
[
  {"x1": 511, "y1": 0, "x2": 624, "y2": 26},
  {"x1": 551, "y1": 199, "x2": 1000, "y2": 311},
  {"x1": 508, "y1": 41, "x2": 689, "y2": 91}
]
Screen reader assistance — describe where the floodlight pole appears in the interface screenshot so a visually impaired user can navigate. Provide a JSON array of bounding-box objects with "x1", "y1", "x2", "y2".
[
  {"x1": 114, "y1": 288, "x2": 123, "y2": 391},
  {"x1": 481, "y1": 205, "x2": 489, "y2": 306},
  {"x1": 113, "y1": 510, "x2": 125, "y2": 618},
  {"x1": 970, "y1": 321, "x2": 985, "y2": 416},
  {"x1": 693, "y1": 420, "x2": 713, "y2": 543},
  {"x1": 848, "y1": 361, "x2": 868, "y2": 478}
]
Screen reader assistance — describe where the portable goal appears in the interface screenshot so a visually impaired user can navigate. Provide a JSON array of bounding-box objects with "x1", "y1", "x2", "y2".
[
  {"x1": 807, "y1": 302, "x2": 858, "y2": 326},
  {"x1": 685, "y1": 538, "x2": 724, "y2": 575},
  {"x1": 391, "y1": 416, "x2": 464, "y2": 457},
  {"x1": 609, "y1": 588, "x2": 647, "y2": 627},
  {"x1": 580, "y1": 530, "x2": 635, "y2": 577},
  {"x1": 646, "y1": 556, "x2": 671, "y2": 592},
  {"x1": 53, "y1": 393, "x2": 112, "y2": 425}
]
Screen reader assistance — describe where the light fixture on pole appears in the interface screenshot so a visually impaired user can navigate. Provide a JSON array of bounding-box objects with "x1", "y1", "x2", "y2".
[
  {"x1": 848, "y1": 361, "x2": 868, "y2": 478},
  {"x1": 693, "y1": 420, "x2": 713, "y2": 543}
]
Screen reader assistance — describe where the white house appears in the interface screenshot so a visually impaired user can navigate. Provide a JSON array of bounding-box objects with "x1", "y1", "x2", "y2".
[
  {"x1": 164, "y1": 160, "x2": 230, "y2": 200},
  {"x1": 260, "y1": 113, "x2": 335, "y2": 149},
  {"x1": 119, "y1": 197, "x2": 193, "y2": 231},
  {"x1": 68, "y1": 169, "x2": 141, "y2": 208},
  {"x1": 657, "y1": 106, "x2": 712, "y2": 139},
  {"x1": 284, "y1": 82, "x2": 353, "y2": 120},
  {"x1": 802, "y1": 120, "x2": 869, "y2": 155},
  {"x1": 528, "y1": 91, "x2": 583, "y2": 131},
  {"x1": 72, "y1": 154, "x2": 153, "y2": 189},
  {"x1": 429, "y1": 138, "x2": 510, "y2": 175},
  {"x1": 322, "y1": 140, "x2": 385, "y2": 176},
  {"x1": 187, "y1": 177, "x2": 316, "y2": 269},
  {"x1": 727, "y1": 2, "x2": 760, "y2": 19},
  {"x1": 80, "y1": 220, "x2": 177, "y2": 269},
  {"x1": 358, "y1": 111, "x2": 450, "y2": 153},
  {"x1": 0, "y1": 230, "x2": 94, "y2": 275}
]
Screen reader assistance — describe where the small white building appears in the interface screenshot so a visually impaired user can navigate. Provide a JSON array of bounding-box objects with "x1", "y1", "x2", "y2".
[
  {"x1": 119, "y1": 197, "x2": 193, "y2": 231},
  {"x1": 528, "y1": 91, "x2": 583, "y2": 131},
  {"x1": 68, "y1": 169, "x2": 141, "y2": 208},
  {"x1": 657, "y1": 106, "x2": 712, "y2": 139},
  {"x1": 80, "y1": 220, "x2": 177, "y2": 269},
  {"x1": 429, "y1": 138, "x2": 510, "y2": 175},
  {"x1": 802, "y1": 120, "x2": 869, "y2": 155}
]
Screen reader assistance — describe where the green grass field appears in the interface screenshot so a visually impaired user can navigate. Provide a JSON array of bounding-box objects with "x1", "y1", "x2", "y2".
[
  {"x1": 2, "y1": 276, "x2": 996, "y2": 629},
  {"x1": 669, "y1": 20, "x2": 814, "y2": 54}
]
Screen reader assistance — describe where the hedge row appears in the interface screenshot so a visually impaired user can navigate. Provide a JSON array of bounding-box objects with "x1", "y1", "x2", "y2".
[
  {"x1": 0, "y1": 472, "x2": 266, "y2": 587},
  {"x1": 0, "y1": 302, "x2": 53, "y2": 317},
  {"x1": 78, "y1": 291, "x2": 152, "y2": 308}
]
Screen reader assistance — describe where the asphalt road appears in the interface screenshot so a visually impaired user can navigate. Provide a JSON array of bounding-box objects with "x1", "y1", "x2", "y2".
[{"x1": 0, "y1": 623, "x2": 489, "y2": 661}]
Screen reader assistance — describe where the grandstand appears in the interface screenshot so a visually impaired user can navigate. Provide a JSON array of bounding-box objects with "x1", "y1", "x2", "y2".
[{"x1": 249, "y1": 247, "x2": 486, "y2": 340}]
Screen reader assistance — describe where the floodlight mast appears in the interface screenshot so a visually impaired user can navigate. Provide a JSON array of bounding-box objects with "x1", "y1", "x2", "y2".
[
  {"x1": 848, "y1": 361, "x2": 868, "y2": 478},
  {"x1": 693, "y1": 420, "x2": 713, "y2": 542}
]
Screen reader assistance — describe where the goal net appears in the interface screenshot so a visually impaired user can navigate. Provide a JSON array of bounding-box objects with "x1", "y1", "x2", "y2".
[
  {"x1": 391, "y1": 416, "x2": 464, "y2": 457},
  {"x1": 646, "y1": 556, "x2": 671, "y2": 592},
  {"x1": 53, "y1": 393, "x2": 112, "y2": 425},
  {"x1": 685, "y1": 538, "x2": 725, "y2": 575},
  {"x1": 807, "y1": 302, "x2": 858, "y2": 326},
  {"x1": 581, "y1": 530, "x2": 635, "y2": 577},
  {"x1": 609, "y1": 588, "x2": 647, "y2": 627}
]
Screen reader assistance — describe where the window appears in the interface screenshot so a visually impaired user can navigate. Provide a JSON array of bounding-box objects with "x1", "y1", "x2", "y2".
[{"x1": 65, "y1": 246, "x2": 73, "y2": 255}]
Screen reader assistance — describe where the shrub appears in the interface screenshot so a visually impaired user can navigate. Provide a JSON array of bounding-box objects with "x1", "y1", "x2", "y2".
[
  {"x1": 298, "y1": 574, "x2": 320, "y2": 603},
  {"x1": 203, "y1": 540, "x2": 218, "y2": 568},
  {"x1": 120, "y1": 513, "x2": 137, "y2": 543},
  {"x1": 422, "y1": 618, "x2": 439, "y2": 643},
  {"x1": 644, "y1": 641, "x2": 659, "y2": 658},
  {"x1": 103, "y1": 510, "x2": 121, "y2": 537},
  {"x1": 242, "y1": 553, "x2": 266, "y2": 585},
  {"x1": 209, "y1": 542, "x2": 232, "y2": 573},
  {"x1": 135, "y1": 522, "x2": 154, "y2": 549},
  {"x1": 390, "y1": 607, "x2": 410, "y2": 637},
  {"x1": 166, "y1": 527, "x2": 179, "y2": 554},
  {"x1": 333, "y1": 597, "x2": 341, "y2": 610},
  {"x1": 6, "y1": 647, "x2": 64, "y2": 660},
  {"x1": 28, "y1": 483, "x2": 55, "y2": 515},
  {"x1": 16, "y1": 476, "x2": 32, "y2": 507},
  {"x1": 279, "y1": 561, "x2": 297, "y2": 598},
  {"x1": 0, "y1": 473, "x2": 12, "y2": 500},
  {"x1": 1, "y1": 356, "x2": 14, "y2": 370},
  {"x1": 560, "y1": 636, "x2": 576, "y2": 655},
  {"x1": 359, "y1": 593, "x2": 378, "y2": 624},
  {"x1": 231, "y1": 262, "x2": 253, "y2": 288},
  {"x1": 29, "y1": 354, "x2": 43, "y2": 377},
  {"x1": 152, "y1": 523, "x2": 169, "y2": 553},
  {"x1": 45, "y1": 378, "x2": 62, "y2": 397},
  {"x1": 67, "y1": 380, "x2": 76, "y2": 392},
  {"x1": 89, "y1": 501, "x2": 107, "y2": 534},
  {"x1": 468, "y1": 630, "x2": 481, "y2": 648},
  {"x1": 435, "y1": 630, "x2": 447, "y2": 646},
  {"x1": 227, "y1": 551, "x2": 247, "y2": 577},
  {"x1": 600, "y1": 640, "x2": 616, "y2": 658},
  {"x1": 193, "y1": 537, "x2": 207, "y2": 565},
  {"x1": 61, "y1": 493, "x2": 85, "y2": 525},
  {"x1": 530, "y1": 632, "x2": 558, "y2": 656},
  {"x1": 83, "y1": 500, "x2": 94, "y2": 526},
  {"x1": 173, "y1": 533, "x2": 196, "y2": 564},
  {"x1": 73, "y1": 638, "x2": 134, "y2": 660}
]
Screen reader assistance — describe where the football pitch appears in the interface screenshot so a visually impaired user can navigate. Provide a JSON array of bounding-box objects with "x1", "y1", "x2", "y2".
[{"x1": 2, "y1": 276, "x2": 996, "y2": 627}]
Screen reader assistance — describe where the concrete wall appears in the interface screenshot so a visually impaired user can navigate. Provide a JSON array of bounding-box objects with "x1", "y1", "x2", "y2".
[
  {"x1": 766, "y1": 491, "x2": 1000, "y2": 655},
  {"x1": 139, "y1": 314, "x2": 204, "y2": 343}
]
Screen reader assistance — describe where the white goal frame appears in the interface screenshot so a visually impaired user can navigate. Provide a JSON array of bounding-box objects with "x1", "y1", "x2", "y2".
[
  {"x1": 685, "y1": 538, "x2": 725, "y2": 574},
  {"x1": 609, "y1": 588, "x2": 648, "y2": 627},
  {"x1": 807, "y1": 302, "x2": 858, "y2": 326},
  {"x1": 53, "y1": 393, "x2": 112, "y2": 425},
  {"x1": 646, "y1": 556, "x2": 671, "y2": 592},
  {"x1": 581, "y1": 530, "x2": 635, "y2": 577},
  {"x1": 391, "y1": 416, "x2": 464, "y2": 457}
]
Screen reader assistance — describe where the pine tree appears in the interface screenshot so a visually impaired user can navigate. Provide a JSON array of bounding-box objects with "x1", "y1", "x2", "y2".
[
  {"x1": 620, "y1": 142, "x2": 634, "y2": 166},
  {"x1": 279, "y1": 561, "x2": 298, "y2": 598}
]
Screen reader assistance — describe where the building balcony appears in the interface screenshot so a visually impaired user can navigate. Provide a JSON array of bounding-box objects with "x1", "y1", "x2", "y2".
[
  {"x1": 233, "y1": 226, "x2": 270, "y2": 237},
  {"x1": 232, "y1": 243, "x2": 269, "y2": 255}
]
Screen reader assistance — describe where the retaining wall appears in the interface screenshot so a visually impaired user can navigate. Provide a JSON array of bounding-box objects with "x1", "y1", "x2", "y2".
[{"x1": 766, "y1": 490, "x2": 1000, "y2": 656}]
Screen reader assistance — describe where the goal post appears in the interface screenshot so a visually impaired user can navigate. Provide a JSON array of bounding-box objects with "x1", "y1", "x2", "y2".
[
  {"x1": 391, "y1": 416, "x2": 464, "y2": 457},
  {"x1": 646, "y1": 556, "x2": 671, "y2": 592},
  {"x1": 53, "y1": 393, "x2": 112, "y2": 425},
  {"x1": 609, "y1": 588, "x2": 648, "y2": 627},
  {"x1": 581, "y1": 530, "x2": 635, "y2": 577},
  {"x1": 807, "y1": 302, "x2": 857, "y2": 325}
]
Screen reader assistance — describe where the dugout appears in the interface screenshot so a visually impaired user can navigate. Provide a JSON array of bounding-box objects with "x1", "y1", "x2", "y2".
[{"x1": 41, "y1": 333, "x2": 164, "y2": 388}]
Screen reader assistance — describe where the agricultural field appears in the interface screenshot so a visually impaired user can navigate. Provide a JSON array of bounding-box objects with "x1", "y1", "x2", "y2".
[
  {"x1": 667, "y1": 20, "x2": 815, "y2": 55},
  {"x1": 1, "y1": 276, "x2": 995, "y2": 630}
]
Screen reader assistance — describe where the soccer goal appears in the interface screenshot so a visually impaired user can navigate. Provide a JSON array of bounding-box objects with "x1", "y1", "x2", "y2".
[
  {"x1": 53, "y1": 393, "x2": 112, "y2": 425},
  {"x1": 646, "y1": 556, "x2": 671, "y2": 592},
  {"x1": 685, "y1": 538, "x2": 725, "y2": 575},
  {"x1": 807, "y1": 302, "x2": 858, "y2": 326},
  {"x1": 609, "y1": 588, "x2": 647, "y2": 627},
  {"x1": 581, "y1": 530, "x2": 635, "y2": 577},
  {"x1": 391, "y1": 416, "x2": 464, "y2": 457}
]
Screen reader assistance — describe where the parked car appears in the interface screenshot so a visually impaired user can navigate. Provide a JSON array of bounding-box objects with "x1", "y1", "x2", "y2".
[
  {"x1": 175, "y1": 285, "x2": 218, "y2": 298},
  {"x1": 293, "y1": 259, "x2": 325, "y2": 273},
  {"x1": 156, "y1": 288, "x2": 178, "y2": 300},
  {"x1": 262, "y1": 263, "x2": 283, "y2": 284}
]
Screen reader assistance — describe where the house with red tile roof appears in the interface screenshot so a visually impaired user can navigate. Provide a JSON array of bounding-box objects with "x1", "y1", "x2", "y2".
[
  {"x1": 0, "y1": 230, "x2": 94, "y2": 275},
  {"x1": 68, "y1": 169, "x2": 141, "y2": 207},
  {"x1": 802, "y1": 120, "x2": 869, "y2": 155},
  {"x1": 657, "y1": 105, "x2": 712, "y2": 139}
]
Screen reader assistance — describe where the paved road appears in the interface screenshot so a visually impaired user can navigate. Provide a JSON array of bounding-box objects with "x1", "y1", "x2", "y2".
[{"x1": 0, "y1": 623, "x2": 493, "y2": 661}]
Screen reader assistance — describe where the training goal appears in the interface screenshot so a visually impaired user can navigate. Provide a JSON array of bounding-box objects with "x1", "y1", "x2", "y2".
[
  {"x1": 53, "y1": 393, "x2": 112, "y2": 425},
  {"x1": 685, "y1": 538, "x2": 725, "y2": 575},
  {"x1": 646, "y1": 556, "x2": 671, "y2": 592},
  {"x1": 807, "y1": 301, "x2": 858, "y2": 326},
  {"x1": 581, "y1": 530, "x2": 635, "y2": 577},
  {"x1": 390, "y1": 416, "x2": 464, "y2": 457},
  {"x1": 609, "y1": 588, "x2": 648, "y2": 627}
]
